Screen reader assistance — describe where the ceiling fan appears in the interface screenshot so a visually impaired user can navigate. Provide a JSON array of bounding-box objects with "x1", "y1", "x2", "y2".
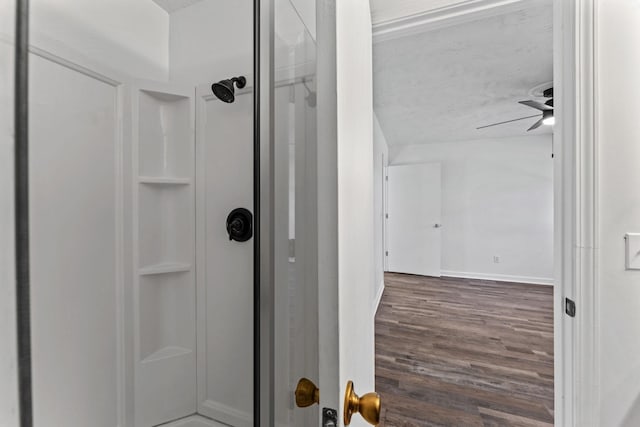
[{"x1": 477, "y1": 87, "x2": 554, "y2": 131}]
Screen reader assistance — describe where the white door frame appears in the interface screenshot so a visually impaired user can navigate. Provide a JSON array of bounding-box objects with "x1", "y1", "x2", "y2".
[
  {"x1": 554, "y1": 1, "x2": 598, "y2": 425},
  {"x1": 369, "y1": 0, "x2": 597, "y2": 425},
  {"x1": 262, "y1": 0, "x2": 598, "y2": 425}
]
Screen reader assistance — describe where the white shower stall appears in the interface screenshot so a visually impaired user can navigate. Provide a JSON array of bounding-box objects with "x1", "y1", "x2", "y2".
[{"x1": 2, "y1": 0, "x2": 318, "y2": 426}]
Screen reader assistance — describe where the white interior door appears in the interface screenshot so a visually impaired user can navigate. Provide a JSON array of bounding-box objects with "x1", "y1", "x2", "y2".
[
  {"x1": 388, "y1": 163, "x2": 442, "y2": 277},
  {"x1": 273, "y1": 1, "x2": 379, "y2": 426},
  {"x1": 313, "y1": 1, "x2": 378, "y2": 426}
]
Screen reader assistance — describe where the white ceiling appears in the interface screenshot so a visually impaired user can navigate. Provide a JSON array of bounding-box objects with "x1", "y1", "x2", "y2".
[{"x1": 373, "y1": 2, "x2": 553, "y2": 146}]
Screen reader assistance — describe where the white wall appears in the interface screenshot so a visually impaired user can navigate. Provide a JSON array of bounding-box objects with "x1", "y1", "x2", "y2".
[
  {"x1": 596, "y1": 1, "x2": 640, "y2": 425},
  {"x1": 168, "y1": 0, "x2": 315, "y2": 86},
  {"x1": 30, "y1": 0, "x2": 169, "y2": 80},
  {"x1": 391, "y1": 135, "x2": 554, "y2": 284},
  {"x1": 2, "y1": 2, "x2": 170, "y2": 425},
  {"x1": 196, "y1": 87, "x2": 253, "y2": 426},
  {"x1": 372, "y1": 114, "x2": 388, "y2": 308},
  {"x1": 289, "y1": 0, "x2": 316, "y2": 39},
  {"x1": 169, "y1": 0, "x2": 252, "y2": 85},
  {"x1": 29, "y1": 52, "x2": 121, "y2": 427}
]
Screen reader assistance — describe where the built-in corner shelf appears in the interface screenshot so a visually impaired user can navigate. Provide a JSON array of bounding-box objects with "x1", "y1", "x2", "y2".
[
  {"x1": 139, "y1": 262, "x2": 192, "y2": 276},
  {"x1": 141, "y1": 346, "x2": 192, "y2": 364},
  {"x1": 139, "y1": 176, "x2": 191, "y2": 185},
  {"x1": 132, "y1": 82, "x2": 197, "y2": 427}
]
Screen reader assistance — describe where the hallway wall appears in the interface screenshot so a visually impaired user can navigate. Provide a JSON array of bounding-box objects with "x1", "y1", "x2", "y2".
[
  {"x1": 595, "y1": 0, "x2": 640, "y2": 424},
  {"x1": 373, "y1": 114, "x2": 389, "y2": 309}
]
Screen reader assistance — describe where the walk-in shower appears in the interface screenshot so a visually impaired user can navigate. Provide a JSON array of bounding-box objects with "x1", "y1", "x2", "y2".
[{"x1": 5, "y1": 0, "x2": 319, "y2": 426}]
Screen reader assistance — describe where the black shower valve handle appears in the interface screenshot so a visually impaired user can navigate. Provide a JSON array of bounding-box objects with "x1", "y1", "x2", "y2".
[
  {"x1": 226, "y1": 208, "x2": 253, "y2": 242},
  {"x1": 228, "y1": 218, "x2": 244, "y2": 240}
]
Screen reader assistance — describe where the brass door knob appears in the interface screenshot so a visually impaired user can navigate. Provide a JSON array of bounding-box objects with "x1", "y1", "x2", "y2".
[
  {"x1": 343, "y1": 380, "x2": 381, "y2": 426},
  {"x1": 295, "y1": 378, "x2": 320, "y2": 407}
]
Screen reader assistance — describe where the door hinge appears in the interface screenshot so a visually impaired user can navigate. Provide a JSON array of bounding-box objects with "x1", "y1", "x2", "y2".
[
  {"x1": 565, "y1": 298, "x2": 576, "y2": 317},
  {"x1": 322, "y1": 408, "x2": 338, "y2": 427},
  {"x1": 385, "y1": 251, "x2": 389, "y2": 257},
  {"x1": 385, "y1": 175, "x2": 388, "y2": 181},
  {"x1": 385, "y1": 213, "x2": 389, "y2": 219}
]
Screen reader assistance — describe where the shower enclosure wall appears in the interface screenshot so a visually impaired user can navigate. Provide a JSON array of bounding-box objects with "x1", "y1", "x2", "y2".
[{"x1": 2, "y1": 0, "x2": 318, "y2": 426}]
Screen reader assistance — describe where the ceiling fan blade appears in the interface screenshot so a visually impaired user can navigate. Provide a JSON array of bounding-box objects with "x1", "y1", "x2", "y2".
[
  {"x1": 527, "y1": 117, "x2": 544, "y2": 131},
  {"x1": 519, "y1": 100, "x2": 553, "y2": 111},
  {"x1": 476, "y1": 114, "x2": 540, "y2": 130}
]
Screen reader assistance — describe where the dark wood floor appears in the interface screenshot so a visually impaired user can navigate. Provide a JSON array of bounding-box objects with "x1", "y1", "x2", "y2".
[{"x1": 375, "y1": 273, "x2": 554, "y2": 427}]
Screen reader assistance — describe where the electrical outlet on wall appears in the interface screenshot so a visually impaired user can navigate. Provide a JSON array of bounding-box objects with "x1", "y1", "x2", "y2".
[{"x1": 493, "y1": 255, "x2": 501, "y2": 263}]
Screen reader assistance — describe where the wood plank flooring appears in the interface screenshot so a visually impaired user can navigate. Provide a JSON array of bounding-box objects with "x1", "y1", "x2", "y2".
[{"x1": 375, "y1": 273, "x2": 554, "y2": 427}]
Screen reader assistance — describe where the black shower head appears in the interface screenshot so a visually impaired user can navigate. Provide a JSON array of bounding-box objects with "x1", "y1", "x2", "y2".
[{"x1": 211, "y1": 76, "x2": 246, "y2": 103}]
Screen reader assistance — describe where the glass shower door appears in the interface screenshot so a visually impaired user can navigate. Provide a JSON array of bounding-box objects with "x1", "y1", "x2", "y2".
[
  {"x1": 272, "y1": 1, "x2": 318, "y2": 425},
  {"x1": 1, "y1": 0, "x2": 19, "y2": 424},
  {"x1": 19, "y1": 1, "x2": 260, "y2": 426}
]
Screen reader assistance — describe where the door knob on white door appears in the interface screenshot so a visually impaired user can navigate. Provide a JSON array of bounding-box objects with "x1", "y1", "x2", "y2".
[
  {"x1": 295, "y1": 378, "x2": 320, "y2": 407},
  {"x1": 434, "y1": 224, "x2": 442, "y2": 228},
  {"x1": 344, "y1": 381, "x2": 380, "y2": 426}
]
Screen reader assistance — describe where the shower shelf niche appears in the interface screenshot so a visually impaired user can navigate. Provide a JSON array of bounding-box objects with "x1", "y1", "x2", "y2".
[
  {"x1": 138, "y1": 184, "x2": 193, "y2": 269},
  {"x1": 131, "y1": 81, "x2": 196, "y2": 427},
  {"x1": 138, "y1": 176, "x2": 191, "y2": 185},
  {"x1": 139, "y1": 262, "x2": 192, "y2": 276},
  {"x1": 141, "y1": 346, "x2": 192, "y2": 364},
  {"x1": 138, "y1": 88, "x2": 192, "y2": 178},
  {"x1": 138, "y1": 271, "x2": 195, "y2": 362}
]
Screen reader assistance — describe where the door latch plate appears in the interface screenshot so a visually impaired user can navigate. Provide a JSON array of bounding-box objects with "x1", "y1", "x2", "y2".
[
  {"x1": 322, "y1": 408, "x2": 338, "y2": 427},
  {"x1": 565, "y1": 298, "x2": 576, "y2": 317}
]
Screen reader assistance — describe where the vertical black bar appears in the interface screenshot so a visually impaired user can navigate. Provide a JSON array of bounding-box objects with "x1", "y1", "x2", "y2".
[
  {"x1": 253, "y1": 0, "x2": 261, "y2": 425},
  {"x1": 14, "y1": 0, "x2": 33, "y2": 426}
]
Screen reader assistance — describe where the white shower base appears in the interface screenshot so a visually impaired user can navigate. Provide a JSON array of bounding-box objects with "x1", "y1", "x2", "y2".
[{"x1": 159, "y1": 414, "x2": 229, "y2": 427}]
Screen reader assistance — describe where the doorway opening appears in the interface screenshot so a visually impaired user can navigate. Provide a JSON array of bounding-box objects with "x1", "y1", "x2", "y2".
[{"x1": 372, "y1": 1, "x2": 555, "y2": 425}]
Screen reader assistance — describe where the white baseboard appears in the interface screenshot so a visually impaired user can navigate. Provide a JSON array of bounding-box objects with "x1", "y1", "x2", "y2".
[
  {"x1": 374, "y1": 281, "x2": 385, "y2": 315},
  {"x1": 440, "y1": 270, "x2": 554, "y2": 286}
]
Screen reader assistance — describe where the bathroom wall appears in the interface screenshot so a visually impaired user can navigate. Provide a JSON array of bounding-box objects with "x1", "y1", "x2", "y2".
[
  {"x1": 27, "y1": 51, "x2": 123, "y2": 427},
  {"x1": 169, "y1": 0, "x2": 252, "y2": 85},
  {"x1": 30, "y1": 0, "x2": 169, "y2": 80},
  {"x1": 168, "y1": 0, "x2": 315, "y2": 85},
  {"x1": 3, "y1": 2, "x2": 170, "y2": 425}
]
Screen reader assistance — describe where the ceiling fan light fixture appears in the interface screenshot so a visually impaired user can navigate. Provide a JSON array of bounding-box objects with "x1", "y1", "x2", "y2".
[{"x1": 542, "y1": 110, "x2": 555, "y2": 126}]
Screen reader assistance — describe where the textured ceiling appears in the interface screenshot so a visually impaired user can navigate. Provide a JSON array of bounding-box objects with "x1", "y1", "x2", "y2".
[{"x1": 373, "y1": 2, "x2": 553, "y2": 146}]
